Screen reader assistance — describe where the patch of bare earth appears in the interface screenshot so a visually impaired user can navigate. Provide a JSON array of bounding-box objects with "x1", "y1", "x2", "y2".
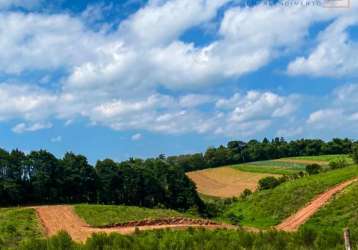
[
  {"x1": 187, "y1": 167, "x2": 280, "y2": 198},
  {"x1": 276, "y1": 178, "x2": 358, "y2": 232},
  {"x1": 35, "y1": 205, "x2": 234, "y2": 242}
]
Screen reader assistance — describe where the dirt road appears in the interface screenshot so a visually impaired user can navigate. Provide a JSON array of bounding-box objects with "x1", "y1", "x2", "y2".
[
  {"x1": 276, "y1": 178, "x2": 358, "y2": 231},
  {"x1": 35, "y1": 205, "x2": 234, "y2": 242}
]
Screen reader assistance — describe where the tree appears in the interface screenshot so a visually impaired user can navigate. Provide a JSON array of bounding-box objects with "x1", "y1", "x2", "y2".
[
  {"x1": 352, "y1": 143, "x2": 358, "y2": 164},
  {"x1": 258, "y1": 176, "x2": 280, "y2": 190},
  {"x1": 62, "y1": 153, "x2": 96, "y2": 203},
  {"x1": 305, "y1": 164, "x2": 322, "y2": 175}
]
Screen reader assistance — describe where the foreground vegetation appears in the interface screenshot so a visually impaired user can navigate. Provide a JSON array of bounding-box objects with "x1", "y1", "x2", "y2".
[
  {"x1": 0, "y1": 208, "x2": 42, "y2": 249},
  {"x1": 18, "y1": 228, "x2": 358, "y2": 250},
  {"x1": 223, "y1": 165, "x2": 358, "y2": 227},
  {"x1": 302, "y1": 181, "x2": 358, "y2": 235},
  {"x1": 74, "y1": 204, "x2": 191, "y2": 227}
]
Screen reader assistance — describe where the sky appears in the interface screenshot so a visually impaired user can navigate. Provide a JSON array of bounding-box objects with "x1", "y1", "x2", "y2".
[{"x1": 0, "y1": 0, "x2": 357, "y2": 163}]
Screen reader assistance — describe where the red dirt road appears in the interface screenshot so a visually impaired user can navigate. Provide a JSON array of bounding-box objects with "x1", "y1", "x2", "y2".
[
  {"x1": 35, "y1": 205, "x2": 234, "y2": 242},
  {"x1": 276, "y1": 178, "x2": 358, "y2": 231}
]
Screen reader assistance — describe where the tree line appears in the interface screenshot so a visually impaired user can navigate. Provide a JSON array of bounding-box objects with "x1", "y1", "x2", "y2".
[
  {"x1": 168, "y1": 138, "x2": 357, "y2": 172},
  {"x1": 0, "y1": 137, "x2": 357, "y2": 210},
  {"x1": 0, "y1": 150, "x2": 203, "y2": 210}
]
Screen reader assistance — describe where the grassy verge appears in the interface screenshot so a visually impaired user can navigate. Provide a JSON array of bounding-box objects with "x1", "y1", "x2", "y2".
[
  {"x1": 74, "y1": 204, "x2": 193, "y2": 227},
  {"x1": 0, "y1": 208, "x2": 43, "y2": 249},
  {"x1": 302, "y1": 181, "x2": 358, "y2": 235},
  {"x1": 223, "y1": 165, "x2": 358, "y2": 228}
]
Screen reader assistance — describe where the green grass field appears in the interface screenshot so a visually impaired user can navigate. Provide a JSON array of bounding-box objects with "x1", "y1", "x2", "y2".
[
  {"x1": 0, "y1": 208, "x2": 43, "y2": 249},
  {"x1": 280, "y1": 154, "x2": 352, "y2": 163},
  {"x1": 74, "y1": 204, "x2": 192, "y2": 227},
  {"x1": 302, "y1": 181, "x2": 358, "y2": 235},
  {"x1": 233, "y1": 154, "x2": 352, "y2": 175},
  {"x1": 223, "y1": 165, "x2": 358, "y2": 228},
  {"x1": 233, "y1": 160, "x2": 307, "y2": 175}
]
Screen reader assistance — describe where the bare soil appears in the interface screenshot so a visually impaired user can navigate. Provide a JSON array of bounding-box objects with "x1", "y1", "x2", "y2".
[
  {"x1": 276, "y1": 178, "x2": 358, "y2": 231},
  {"x1": 34, "y1": 205, "x2": 234, "y2": 242},
  {"x1": 187, "y1": 167, "x2": 280, "y2": 198}
]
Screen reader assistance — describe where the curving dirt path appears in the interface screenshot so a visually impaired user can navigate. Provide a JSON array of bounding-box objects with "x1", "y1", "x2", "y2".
[
  {"x1": 34, "y1": 205, "x2": 234, "y2": 242},
  {"x1": 276, "y1": 178, "x2": 358, "y2": 232}
]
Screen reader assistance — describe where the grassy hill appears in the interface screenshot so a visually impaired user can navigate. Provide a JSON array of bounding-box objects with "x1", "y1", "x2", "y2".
[
  {"x1": 0, "y1": 208, "x2": 42, "y2": 249},
  {"x1": 223, "y1": 165, "x2": 358, "y2": 228},
  {"x1": 302, "y1": 181, "x2": 358, "y2": 236},
  {"x1": 74, "y1": 204, "x2": 193, "y2": 227}
]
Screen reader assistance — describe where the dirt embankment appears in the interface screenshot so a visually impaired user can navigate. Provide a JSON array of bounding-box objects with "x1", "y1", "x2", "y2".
[{"x1": 35, "y1": 205, "x2": 234, "y2": 242}]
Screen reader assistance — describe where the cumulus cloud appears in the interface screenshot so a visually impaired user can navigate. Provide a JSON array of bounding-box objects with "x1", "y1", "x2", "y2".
[
  {"x1": 1, "y1": 1, "x2": 357, "y2": 138},
  {"x1": 305, "y1": 84, "x2": 358, "y2": 134},
  {"x1": 288, "y1": 15, "x2": 358, "y2": 77},
  {"x1": 0, "y1": 84, "x2": 57, "y2": 121}
]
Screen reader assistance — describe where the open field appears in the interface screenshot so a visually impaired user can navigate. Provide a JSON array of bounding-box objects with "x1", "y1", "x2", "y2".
[
  {"x1": 74, "y1": 204, "x2": 192, "y2": 227},
  {"x1": 234, "y1": 160, "x2": 307, "y2": 175},
  {"x1": 302, "y1": 181, "x2": 358, "y2": 235},
  {"x1": 279, "y1": 154, "x2": 352, "y2": 163},
  {"x1": 0, "y1": 208, "x2": 43, "y2": 249},
  {"x1": 233, "y1": 154, "x2": 352, "y2": 175},
  {"x1": 223, "y1": 165, "x2": 358, "y2": 228},
  {"x1": 187, "y1": 167, "x2": 280, "y2": 198}
]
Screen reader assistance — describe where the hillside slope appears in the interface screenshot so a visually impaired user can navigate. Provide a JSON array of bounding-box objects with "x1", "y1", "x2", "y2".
[{"x1": 223, "y1": 166, "x2": 358, "y2": 228}]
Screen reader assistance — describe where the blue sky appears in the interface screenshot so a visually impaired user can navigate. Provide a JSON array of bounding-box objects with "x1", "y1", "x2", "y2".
[{"x1": 0, "y1": 0, "x2": 357, "y2": 163}]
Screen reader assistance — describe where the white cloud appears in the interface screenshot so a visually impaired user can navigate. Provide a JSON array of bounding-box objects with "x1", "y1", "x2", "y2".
[
  {"x1": 131, "y1": 133, "x2": 142, "y2": 141},
  {"x1": 0, "y1": 84, "x2": 57, "y2": 121},
  {"x1": 12, "y1": 122, "x2": 52, "y2": 134},
  {"x1": 0, "y1": 0, "x2": 41, "y2": 9},
  {"x1": 288, "y1": 15, "x2": 358, "y2": 77}
]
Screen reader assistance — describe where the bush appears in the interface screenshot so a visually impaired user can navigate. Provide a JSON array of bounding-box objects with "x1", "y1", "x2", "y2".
[
  {"x1": 306, "y1": 164, "x2": 322, "y2": 175},
  {"x1": 352, "y1": 144, "x2": 358, "y2": 164},
  {"x1": 329, "y1": 158, "x2": 348, "y2": 169},
  {"x1": 240, "y1": 189, "x2": 252, "y2": 199},
  {"x1": 258, "y1": 176, "x2": 280, "y2": 190}
]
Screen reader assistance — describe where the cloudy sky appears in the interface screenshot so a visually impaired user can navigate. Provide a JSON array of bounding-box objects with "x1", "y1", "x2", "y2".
[{"x1": 0, "y1": 0, "x2": 357, "y2": 162}]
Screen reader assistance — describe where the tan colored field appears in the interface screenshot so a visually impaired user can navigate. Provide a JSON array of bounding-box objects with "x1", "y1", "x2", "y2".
[{"x1": 187, "y1": 167, "x2": 280, "y2": 198}]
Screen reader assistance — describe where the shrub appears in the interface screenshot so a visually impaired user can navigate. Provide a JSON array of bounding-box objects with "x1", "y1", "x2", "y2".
[
  {"x1": 352, "y1": 144, "x2": 358, "y2": 164},
  {"x1": 306, "y1": 164, "x2": 322, "y2": 175},
  {"x1": 329, "y1": 158, "x2": 348, "y2": 169},
  {"x1": 240, "y1": 189, "x2": 252, "y2": 199},
  {"x1": 258, "y1": 176, "x2": 280, "y2": 190}
]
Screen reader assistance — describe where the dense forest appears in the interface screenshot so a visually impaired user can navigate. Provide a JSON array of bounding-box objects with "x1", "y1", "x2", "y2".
[{"x1": 0, "y1": 137, "x2": 357, "y2": 209}]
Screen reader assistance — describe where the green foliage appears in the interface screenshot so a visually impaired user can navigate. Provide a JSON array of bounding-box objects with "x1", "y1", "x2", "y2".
[
  {"x1": 329, "y1": 158, "x2": 349, "y2": 169},
  {"x1": 240, "y1": 189, "x2": 252, "y2": 199},
  {"x1": 258, "y1": 176, "x2": 281, "y2": 190},
  {"x1": 74, "y1": 204, "x2": 191, "y2": 227},
  {"x1": 0, "y1": 208, "x2": 43, "y2": 249},
  {"x1": 352, "y1": 144, "x2": 358, "y2": 164},
  {"x1": 17, "y1": 228, "x2": 358, "y2": 250},
  {"x1": 223, "y1": 166, "x2": 358, "y2": 228},
  {"x1": 305, "y1": 164, "x2": 322, "y2": 175}
]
